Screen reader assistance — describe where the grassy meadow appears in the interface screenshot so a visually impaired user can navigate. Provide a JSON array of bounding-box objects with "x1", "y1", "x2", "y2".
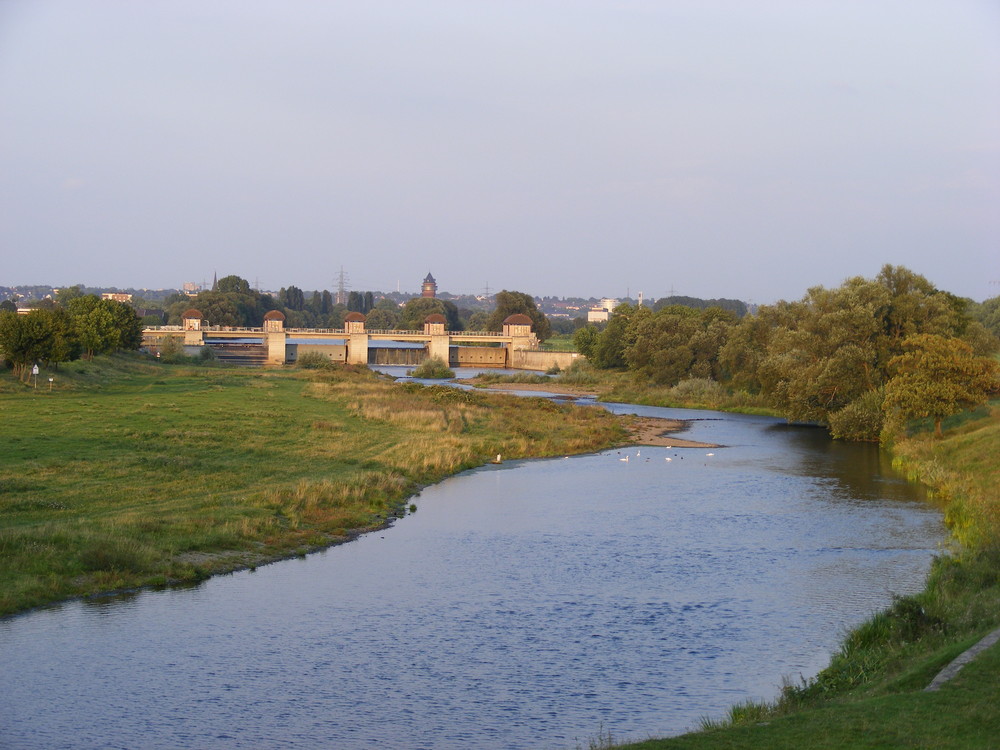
[{"x1": 0, "y1": 355, "x2": 626, "y2": 617}]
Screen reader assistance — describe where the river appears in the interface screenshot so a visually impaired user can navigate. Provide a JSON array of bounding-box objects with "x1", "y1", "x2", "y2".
[{"x1": 0, "y1": 389, "x2": 945, "y2": 749}]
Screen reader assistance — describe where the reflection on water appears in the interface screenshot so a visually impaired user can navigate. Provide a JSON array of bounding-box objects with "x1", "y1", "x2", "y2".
[{"x1": 0, "y1": 406, "x2": 944, "y2": 750}]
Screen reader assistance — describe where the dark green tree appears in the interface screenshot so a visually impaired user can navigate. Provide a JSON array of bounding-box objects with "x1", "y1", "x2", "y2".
[
  {"x1": 399, "y1": 297, "x2": 462, "y2": 330},
  {"x1": 485, "y1": 290, "x2": 551, "y2": 341},
  {"x1": 67, "y1": 296, "x2": 142, "y2": 359},
  {"x1": 216, "y1": 275, "x2": 252, "y2": 295},
  {"x1": 365, "y1": 308, "x2": 398, "y2": 330},
  {"x1": 0, "y1": 311, "x2": 56, "y2": 379},
  {"x1": 280, "y1": 286, "x2": 305, "y2": 311},
  {"x1": 573, "y1": 325, "x2": 601, "y2": 358}
]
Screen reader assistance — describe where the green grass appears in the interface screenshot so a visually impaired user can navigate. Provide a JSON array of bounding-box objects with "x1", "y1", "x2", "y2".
[
  {"x1": 541, "y1": 333, "x2": 578, "y2": 351},
  {"x1": 618, "y1": 637, "x2": 1000, "y2": 749},
  {"x1": 0, "y1": 354, "x2": 626, "y2": 616}
]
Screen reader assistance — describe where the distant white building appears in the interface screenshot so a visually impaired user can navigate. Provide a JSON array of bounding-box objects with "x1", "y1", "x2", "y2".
[
  {"x1": 587, "y1": 297, "x2": 618, "y2": 323},
  {"x1": 587, "y1": 308, "x2": 610, "y2": 323},
  {"x1": 102, "y1": 293, "x2": 133, "y2": 303}
]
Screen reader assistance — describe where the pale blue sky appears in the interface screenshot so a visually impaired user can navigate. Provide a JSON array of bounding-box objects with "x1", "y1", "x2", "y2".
[{"x1": 1, "y1": 1, "x2": 997, "y2": 302}]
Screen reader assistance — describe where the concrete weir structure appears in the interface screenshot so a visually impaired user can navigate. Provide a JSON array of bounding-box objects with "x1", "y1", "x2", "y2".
[{"x1": 144, "y1": 310, "x2": 581, "y2": 371}]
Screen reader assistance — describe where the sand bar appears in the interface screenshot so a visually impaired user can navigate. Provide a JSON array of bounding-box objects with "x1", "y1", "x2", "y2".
[{"x1": 457, "y1": 380, "x2": 720, "y2": 449}]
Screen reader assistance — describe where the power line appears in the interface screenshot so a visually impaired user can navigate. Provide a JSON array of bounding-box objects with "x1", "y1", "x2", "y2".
[{"x1": 335, "y1": 266, "x2": 349, "y2": 306}]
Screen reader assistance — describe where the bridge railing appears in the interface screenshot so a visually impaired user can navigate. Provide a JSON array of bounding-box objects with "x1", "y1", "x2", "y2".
[{"x1": 143, "y1": 326, "x2": 518, "y2": 338}]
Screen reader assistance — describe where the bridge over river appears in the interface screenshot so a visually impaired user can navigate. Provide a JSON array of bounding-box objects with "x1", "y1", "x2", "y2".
[{"x1": 143, "y1": 309, "x2": 579, "y2": 370}]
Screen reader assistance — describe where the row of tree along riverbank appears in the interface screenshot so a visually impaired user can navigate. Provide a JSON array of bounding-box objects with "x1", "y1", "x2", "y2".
[{"x1": 573, "y1": 265, "x2": 999, "y2": 442}]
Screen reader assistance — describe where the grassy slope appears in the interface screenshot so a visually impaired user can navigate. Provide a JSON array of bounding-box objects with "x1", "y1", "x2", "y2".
[
  {"x1": 0, "y1": 355, "x2": 626, "y2": 617},
  {"x1": 613, "y1": 402, "x2": 1000, "y2": 749}
]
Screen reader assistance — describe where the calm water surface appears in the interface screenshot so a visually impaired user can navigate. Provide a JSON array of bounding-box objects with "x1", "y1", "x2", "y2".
[{"x1": 1, "y1": 402, "x2": 944, "y2": 749}]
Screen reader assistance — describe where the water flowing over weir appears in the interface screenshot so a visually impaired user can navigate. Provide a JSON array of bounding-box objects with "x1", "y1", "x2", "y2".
[{"x1": 0, "y1": 378, "x2": 945, "y2": 749}]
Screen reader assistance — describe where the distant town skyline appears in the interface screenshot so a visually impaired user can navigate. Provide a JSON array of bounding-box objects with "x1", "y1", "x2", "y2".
[{"x1": 2, "y1": 2, "x2": 997, "y2": 303}]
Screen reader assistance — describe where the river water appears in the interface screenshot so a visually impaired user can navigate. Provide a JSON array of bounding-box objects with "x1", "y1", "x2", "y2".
[{"x1": 0, "y1": 397, "x2": 944, "y2": 750}]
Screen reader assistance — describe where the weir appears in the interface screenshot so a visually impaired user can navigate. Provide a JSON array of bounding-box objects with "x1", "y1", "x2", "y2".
[{"x1": 142, "y1": 309, "x2": 582, "y2": 371}]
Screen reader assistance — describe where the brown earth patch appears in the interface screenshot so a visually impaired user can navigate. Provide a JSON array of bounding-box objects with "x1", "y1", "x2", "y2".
[{"x1": 624, "y1": 416, "x2": 720, "y2": 448}]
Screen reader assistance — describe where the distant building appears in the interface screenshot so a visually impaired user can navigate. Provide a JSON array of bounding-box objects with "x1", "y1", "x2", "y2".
[
  {"x1": 587, "y1": 297, "x2": 618, "y2": 323},
  {"x1": 587, "y1": 308, "x2": 610, "y2": 323},
  {"x1": 421, "y1": 272, "x2": 437, "y2": 298},
  {"x1": 101, "y1": 293, "x2": 133, "y2": 303},
  {"x1": 182, "y1": 282, "x2": 201, "y2": 297}
]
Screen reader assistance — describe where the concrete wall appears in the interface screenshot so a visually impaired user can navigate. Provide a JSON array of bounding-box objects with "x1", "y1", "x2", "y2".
[
  {"x1": 286, "y1": 343, "x2": 348, "y2": 363},
  {"x1": 509, "y1": 350, "x2": 583, "y2": 372},
  {"x1": 452, "y1": 346, "x2": 507, "y2": 366}
]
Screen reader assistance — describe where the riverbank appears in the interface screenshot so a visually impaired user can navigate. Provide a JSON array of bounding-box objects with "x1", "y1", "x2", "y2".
[
  {"x1": 458, "y1": 379, "x2": 720, "y2": 448},
  {"x1": 0, "y1": 356, "x2": 628, "y2": 617},
  {"x1": 460, "y1": 369, "x2": 781, "y2": 418},
  {"x1": 612, "y1": 401, "x2": 1000, "y2": 749}
]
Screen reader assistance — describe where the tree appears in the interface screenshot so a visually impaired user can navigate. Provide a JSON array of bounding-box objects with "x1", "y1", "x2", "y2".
[
  {"x1": 0, "y1": 311, "x2": 56, "y2": 379},
  {"x1": 466, "y1": 310, "x2": 489, "y2": 331},
  {"x1": 308, "y1": 291, "x2": 323, "y2": 315},
  {"x1": 714, "y1": 267, "x2": 972, "y2": 431},
  {"x1": 365, "y1": 308, "x2": 398, "y2": 330},
  {"x1": 485, "y1": 291, "x2": 551, "y2": 341},
  {"x1": 216, "y1": 275, "x2": 251, "y2": 295},
  {"x1": 55, "y1": 285, "x2": 85, "y2": 305},
  {"x1": 67, "y1": 296, "x2": 142, "y2": 359},
  {"x1": 884, "y1": 334, "x2": 999, "y2": 437},
  {"x1": 347, "y1": 291, "x2": 363, "y2": 313},
  {"x1": 589, "y1": 303, "x2": 646, "y2": 369},
  {"x1": 399, "y1": 297, "x2": 462, "y2": 331},
  {"x1": 573, "y1": 325, "x2": 601, "y2": 358},
  {"x1": 280, "y1": 286, "x2": 305, "y2": 311},
  {"x1": 968, "y1": 296, "x2": 1000, "y2": 340},
  {"x1": 0, "y1": 300, "x2": 16, "y2": 313}
]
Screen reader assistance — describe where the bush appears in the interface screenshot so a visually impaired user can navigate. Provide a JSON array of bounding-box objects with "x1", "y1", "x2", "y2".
[
  {"x1": 410, "y1": 356, "x2": 454, "y2": 379},
  {"x1": 668, "y1": 377, "x2": 727, "y2": 406},
  {"x1": 297, "y1": 351, "x2": 334, "y2": 369},
  {"x1": 828, "y1": 388, "x2": 885, "y2": 442}
]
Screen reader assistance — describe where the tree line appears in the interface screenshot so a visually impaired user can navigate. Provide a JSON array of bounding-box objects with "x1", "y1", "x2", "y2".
[
  {"x1": 0, "y1": 294, "x2": 143, "y2": 380},
  {"x1": 161, "y1": 276, "x2": 553, "y2": 339},
  {"x1": 574, "y1": 265, "x2": 999, "y2": 441}
]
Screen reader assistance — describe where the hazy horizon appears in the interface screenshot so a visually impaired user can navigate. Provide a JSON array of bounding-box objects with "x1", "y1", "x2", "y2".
[{"x1": 2, "y1": 1, "x2": 998, "y2": 304}]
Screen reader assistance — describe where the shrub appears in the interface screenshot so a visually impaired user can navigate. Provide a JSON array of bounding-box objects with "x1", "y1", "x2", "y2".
[
  {"x1": 668, "y1": 377, "x2": 727, "y2": 406},
  {"x1": 829, "y1": 388, "x2": 885, "y2": 442},
  {"x1": 297, "y1": 351, "x2": 333, "y2": 369},
  {"x1": 410, "y1": 357, "x2": 454, "y2": 379}
]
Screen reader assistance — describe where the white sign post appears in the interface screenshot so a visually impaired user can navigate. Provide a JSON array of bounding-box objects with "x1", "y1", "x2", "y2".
[{"x1": 31, "y1": 364, "x2": 39, "y2": 389}]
